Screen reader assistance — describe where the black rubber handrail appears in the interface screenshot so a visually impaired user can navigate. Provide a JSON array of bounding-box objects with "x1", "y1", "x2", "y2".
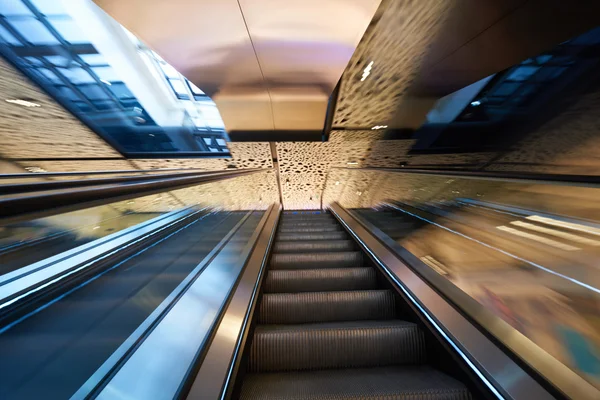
[
  {"x1": 0, "y1": 167, "x2": 209, "y2": 179},
  {"x1": 0, "y1": 170, "x2": 239, "y2": 195},
  {"x1": 0, "y1": 168, "x2": 266, "y2": 225},
  {"x1": 332, "y1": 167, "x2": 600, "y2": 188}
]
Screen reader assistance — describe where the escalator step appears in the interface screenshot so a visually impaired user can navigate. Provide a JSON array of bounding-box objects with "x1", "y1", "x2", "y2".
[
  {"x1": 279, "y1": 226, "x2": 340, "y2": 233},
  {"x1": 279, "y1": 221, "x2": 338, "y2": 228},
  {"x1": 273, "y1": 240, "x2": 354, "y2": 253},
  {"x1": 259, "y1": 290, "x2": 395, "y2": 324},
  {"x1": 282, "y1": 214, "x2": 335, "y2": 221},
  {"x1": 264, "y1": 268, "x2": 376, "y2": 293},
  {"x1": 240, "y1": 366, "x2": 472, "y2": 400},
  {"x1": 270, "y1": 252, "x2": 362, "y2": 269},
  {"x1": 277, "y1": 232, "x2": 347, "y2": 241},
  {"x1": 248, "y1": 320, "x2": 426, "y2": 372}
]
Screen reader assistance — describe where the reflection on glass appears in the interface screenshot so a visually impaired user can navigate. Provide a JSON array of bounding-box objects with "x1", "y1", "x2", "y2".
[
  {"x1": 0, "y1": 0, "x2": 228, "y2": 157},
  {"x1": 325, "y1": 168, "x2": 600, "y2": 389},
  {"x1": 0, "y1": 169, "x2": 277, "y2": 277}
]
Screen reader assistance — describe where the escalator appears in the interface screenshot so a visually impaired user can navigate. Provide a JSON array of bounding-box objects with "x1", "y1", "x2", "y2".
[
  {"x1": 237, "y1": 211, "x2": 472, "y2": 399},
  {"x1": 0, "y1": 211, "x2": 250, "y2": 399}
]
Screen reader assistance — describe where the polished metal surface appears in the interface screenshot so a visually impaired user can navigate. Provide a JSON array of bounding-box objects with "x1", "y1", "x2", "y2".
[
  {"x1": 186, "y1": 204, "x2": 280, "y2": 399},
  {"x1": 94, "y1": 208, "x2": 271, "y2": 400},
  {"x1": 0, "y1": 207, "x2": 198, "y2": 313},
  {"x1": 329, "y1": 203, "x2": 568, "y2": 400},
  {"x1": 93, "y1": 0, "x2": 380, "y2": 136}
]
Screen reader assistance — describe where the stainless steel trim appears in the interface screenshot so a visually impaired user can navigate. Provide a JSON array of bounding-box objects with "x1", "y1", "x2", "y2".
[
  {"x1": 329, "y1": 202, "x2": 571, "y2": 400},
  {"x1": 93, "y1": 207, "x2": 272, "y2": 400},
  {"x1": 71, "y1": 210, "x2": 255, "y2": 399},
  {"x1": 185, "y1": 204, "x2": 281, "y2": 399},
  {"x1": 0, "y1": 207, "x2": 198, "y2": 311}
]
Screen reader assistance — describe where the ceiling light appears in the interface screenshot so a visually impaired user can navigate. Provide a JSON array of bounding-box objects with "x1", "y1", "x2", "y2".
[
  {"x1": 335, "y1": 181, "x2": 340, "y2": 185},
  {"x1": 6, "y1": 99, "x2": 41, "y2": 107},
  {"x1": 470, "y1": 100, "x2": 481, "y2": 106},
  {"x1": 24, "y1": 166, "x2": 46, "y2": 173},
  {"x1": 371, "y1": 125, "x2": 388, "y2": 130},
  {"x1": 347, "y1": 161, "x2": 358, "y2": 165},
  {"x1": 93, "y1": 226, "x2": 100, "y2": 230},
  {"x1": 361, "y1": 61, "x2": 374, "y2": 81}
]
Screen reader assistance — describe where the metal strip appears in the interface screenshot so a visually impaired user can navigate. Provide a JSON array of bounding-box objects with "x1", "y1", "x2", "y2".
[
  {"x1": 184, "y1": 204, "x2": 280, "y2": 399},
  {"x1": 93, "y1": 207, "x2": 272, "y2": 400},
  {"x1": 71, "y1": 210, "x2": 254, "y2": 399},
  {"x1": 328, "y1": 203, "x2": 575, "y2": 400}
]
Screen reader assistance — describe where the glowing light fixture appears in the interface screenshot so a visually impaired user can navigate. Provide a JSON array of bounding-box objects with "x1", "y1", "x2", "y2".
[
  {"x1": 361, "y1": 61, "x2": 374, "y2": 81},
  {"x1": 5, "y1": 99, "x2": 41, "y2": 107},
  {"x1": 371, "y1": 125, "x2": 388, "y2": 130}
]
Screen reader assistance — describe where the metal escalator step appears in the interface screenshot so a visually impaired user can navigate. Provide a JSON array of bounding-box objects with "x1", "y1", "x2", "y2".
[
  {"x1": 264, "y1": 268, "x2": 376, "y2": 293},
  {"x1": 277, "y1": 232, "x2": 347, "y2": 241},
  {"x1": 279, "y1": 221, "x2": 338, "y2": 228},
  {"x1": 270, "y1": 252, "x2": 362, "y2": 269},
  {"x1": 283, "y1": 211, "x2": 329, "y2": 215},
  {"x1": 248, "y1": 320, "x2": 426, "y2": 372},
  {"x1": 282, "y1": 216, "x2": 334, "y2": 222},
  {"x1": 279, "y1": 226, "x2": 340, "y2": 233},
  {"x1": 240, "y1": 366, "x2": 472, "y2": 400},
  {"x1": 259, "y1": 290, "x2": 395, "y2": 324},
  {"x1": 273, "y1": 240, "x2": 354, "y2": 253}
]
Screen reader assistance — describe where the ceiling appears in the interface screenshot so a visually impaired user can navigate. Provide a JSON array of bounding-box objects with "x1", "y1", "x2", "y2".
[
  {"x1": 3, "y1": 0, "x2": 600, "y2": 209},
  {"x1": 94, "y1": 0, "x2": 380, "y2": 138}
]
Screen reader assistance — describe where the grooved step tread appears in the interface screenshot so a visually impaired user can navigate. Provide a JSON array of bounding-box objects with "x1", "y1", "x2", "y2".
[
  {"x1": 279, "y1": 226, "x2": 341, "y2": 233},
  {"x1": 277, "y1": 232, "x2": 347, "y2": 241},
  {"x1": 279, "y1": 221, "x2": 339, "y2": 228},
  {"x1": 259, "y1": 290, "x2": 396, "y2": 324},
  {"x1": 264, "y1": 268, "x2": 376, "y2": 293},
  {"x1": 240, "y1": 366, "x2": 472, "y2": 400},
  {"x1": 249, "y1": 320, "x2": 426, "y2": 372},
  {"x1": 270, "y1": 252, "x2": 363, "y2": 270},
  {"x1": 273, "y1": 240, "x2": 354, "y2": 253}
]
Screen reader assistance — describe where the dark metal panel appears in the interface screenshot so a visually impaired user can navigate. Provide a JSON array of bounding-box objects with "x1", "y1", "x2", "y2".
[
  {"x1": 228, "y1": 130, "x2": 322, "y2": 142},
  {"x1": 184, "y1": 204, "x2": 280, "y2": 399},
  {"x1": 328, "y1": 202, "x2": 582, "y2": 400}
]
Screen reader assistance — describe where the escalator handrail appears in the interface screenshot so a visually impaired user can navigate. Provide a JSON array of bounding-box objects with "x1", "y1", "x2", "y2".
[
  {"x1": 328, "y1": 203, "x2": 593, "y2": 400},
  {"x1": 377, "y1": 201, "x2": 599, "y2": 399},
  {"x1": 185, "y1": 204, "x2": 281, "y2": 399},
  {"x1": 0, "y1": 208, "x2": 204, "y2": 321},
  {"x1": 0, "y1": 169, "x2": 247, "y2": 195},
  {"x1": 0, "y1": 167, "x2": 208, "y2": 179},
  {"x1": 0, "y1": 168, "x2": 266, "y2": 225},
  {"x1": 86, "y1": 205, "x2": 279, "y2": 400},
  {"x1": 331, "y1": 166, "x2": 600, "y2": 188}
]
